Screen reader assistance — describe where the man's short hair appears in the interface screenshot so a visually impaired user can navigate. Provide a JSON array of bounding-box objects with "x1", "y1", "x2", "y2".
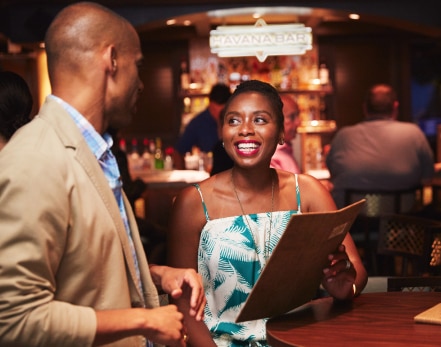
[
  {"x1": 209, "y1": 83, "x2": 231, "y2": 105},
  {"x1": 365, "y1": 84, "x2": 397, "y2": 116}
]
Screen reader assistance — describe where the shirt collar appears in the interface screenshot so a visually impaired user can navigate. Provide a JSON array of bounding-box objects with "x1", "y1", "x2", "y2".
[{"x1": 48, "y1": 95, "x2": 112, "y2": 160}]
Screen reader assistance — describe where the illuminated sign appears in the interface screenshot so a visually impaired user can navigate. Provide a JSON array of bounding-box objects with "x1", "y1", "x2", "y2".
[{"x1": 209, "y1": 18, "x2": 312, "y2": 62}]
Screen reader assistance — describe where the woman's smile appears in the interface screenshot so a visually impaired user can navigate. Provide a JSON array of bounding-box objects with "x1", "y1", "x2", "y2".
[{"x1": 235, "y1": 140, "x2": 261, "y2": 156}]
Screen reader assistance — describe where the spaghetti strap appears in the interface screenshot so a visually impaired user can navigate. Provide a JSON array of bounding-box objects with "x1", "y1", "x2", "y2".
[
  {"x1": 193, "y1": 183, "x2": 210, "y2": 221},
  {"x1": 294, "y1": 174, "x2": 302, "y2": 214}
]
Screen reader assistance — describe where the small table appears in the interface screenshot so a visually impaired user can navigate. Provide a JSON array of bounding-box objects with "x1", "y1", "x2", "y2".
[{"x1": 266, "y1": 292, "x2": 441, "y2": 347}]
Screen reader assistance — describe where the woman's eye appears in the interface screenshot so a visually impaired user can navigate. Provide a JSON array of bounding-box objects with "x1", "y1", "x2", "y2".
[
  {"x1": 255, "y1": 116, "x2": 268, "y2": 124},
  {"x1": 228, "y1": 118, "x2": 240, "y2": 125}
]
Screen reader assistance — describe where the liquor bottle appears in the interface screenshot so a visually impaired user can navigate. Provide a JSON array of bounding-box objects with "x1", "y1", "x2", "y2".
[
  {"x1": 164, "y1": 147, "x2": 174, "y2": 171},
  {"x1": 319, "y1": 63, "x2": 329, "y2": 85},
  {"x1": 149, "y1": 138, "x2": 156, "y2": 169},
  {"x1": 127, "y1": 138, "x2": 141, "y2": 174},
  {"x1": 119, "y1": 138, "x2": 127, "y2": 153},
  {"x1": 180, "y1": 59, "x2": 190, "y2": 91},
  {"x1": 154, "y1": 137, "x2": 164, "y2": 170},
  {"x1": 271, "y1": 58, "x2": 282, "y2": 89},
  {"x1": 141, "y1": 138, "x2": 151, "y2": 171}
]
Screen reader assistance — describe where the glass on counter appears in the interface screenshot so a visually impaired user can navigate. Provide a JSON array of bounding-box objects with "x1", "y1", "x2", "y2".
[{"x1": 184, "y1": 146, "x2": 213, "y2": 173}]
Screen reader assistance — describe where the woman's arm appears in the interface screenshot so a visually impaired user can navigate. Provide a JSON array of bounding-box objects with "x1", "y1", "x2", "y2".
[
  {"x1": 167, "y1": 186, "x2": 217, "y2": 347},
  {"x1": 298, "y1": 174, "x2": 368, "y2": 299}
]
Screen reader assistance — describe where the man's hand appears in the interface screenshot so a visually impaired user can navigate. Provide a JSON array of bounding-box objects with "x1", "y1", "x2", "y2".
[
  {"x1": 140, "y1": 305, "x2": 187, "y2": 347},
  {"x1": 94, "y1": 305, "x2": 187, "y2": 347}
]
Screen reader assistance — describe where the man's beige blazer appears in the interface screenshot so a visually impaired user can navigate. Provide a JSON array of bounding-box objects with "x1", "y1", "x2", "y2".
[{"x1": 0, "y1": 97, "x2": 160, "y2": 346}]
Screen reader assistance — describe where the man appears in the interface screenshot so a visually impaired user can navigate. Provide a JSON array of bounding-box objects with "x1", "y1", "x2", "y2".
[
  {"x1": 270, "y1": 94, "x2": 301, "y2": 173},
  {"x1": 174, "y1": 83, "x2": 231, "y2": 169},
  {"x1": 326, "y1": 83, "x2": 434, "y2": 208},
  {"x1": 0, "y1": 3, "x2": 204, "y2": 347}
]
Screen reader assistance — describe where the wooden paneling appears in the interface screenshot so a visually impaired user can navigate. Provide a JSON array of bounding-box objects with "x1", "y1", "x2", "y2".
[
  {"x1": 120, "y1": 40, "x2": 188, "y2": 148},
  {"x1": 318, "y1": 36, "x2": 411, "y2": 128}
]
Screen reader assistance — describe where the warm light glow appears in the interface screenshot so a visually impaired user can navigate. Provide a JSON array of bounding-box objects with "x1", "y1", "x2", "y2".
[
  {"x1": 183, "y1": 97, "x2": 191, "y2": 107},
  {"x1": 166, "y1": 19, "x2": 176, "y2": 25},
  {"x1": 349, "y1": 13, "x2": 360, "y2": 20},
  {"x1": 252, "y1": 13, "x2": 261, "y2": 19},
  {"x1": 36, "y1": 49, "x2": 50, "y2": 108},
  {"x1": 183, "y1": 20, "x2": 192, "y2": 26},
  {"x1": 208, "y1": 7, "x2": 313, "y2": 18}
]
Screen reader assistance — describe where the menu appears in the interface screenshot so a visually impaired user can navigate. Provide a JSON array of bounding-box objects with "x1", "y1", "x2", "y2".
[
  {"x1": 414, "y1": 303, "x2": 441, "y2": 325},
  {"x1": 235, "y1": 199, "x2": 366, "y2": 323}
]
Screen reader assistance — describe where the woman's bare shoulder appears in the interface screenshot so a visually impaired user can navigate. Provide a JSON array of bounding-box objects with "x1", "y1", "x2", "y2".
[
  {"x1": 174, "y1": 171, "x2": 229, "y2": 207},
  {"x1": 298, "y1": 174, "x2": 336, "y2": 212}
]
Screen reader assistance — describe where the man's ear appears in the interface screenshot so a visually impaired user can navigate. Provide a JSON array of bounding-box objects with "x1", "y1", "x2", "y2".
[
  {"x1": 391, "y1": 100, "x2": 399, "y2": 119},
  {"x1": 104, "y1": 46, "x2": 117, "y2": 74}
]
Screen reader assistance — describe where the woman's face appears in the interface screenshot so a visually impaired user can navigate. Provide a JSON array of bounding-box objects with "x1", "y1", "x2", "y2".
[{"x1": 222, "y1": 91, "x2": 283, "y2": 168}]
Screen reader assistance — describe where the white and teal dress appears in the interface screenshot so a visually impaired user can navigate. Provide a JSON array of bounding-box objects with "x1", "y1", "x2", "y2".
[{"x1": 194, "y1": 174, "x2": 302, "y2": 347}]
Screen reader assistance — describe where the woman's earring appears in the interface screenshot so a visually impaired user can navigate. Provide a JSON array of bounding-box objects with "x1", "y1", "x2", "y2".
[{"x1": 222, "y1": 142, "x2": 225, "y2": 148}]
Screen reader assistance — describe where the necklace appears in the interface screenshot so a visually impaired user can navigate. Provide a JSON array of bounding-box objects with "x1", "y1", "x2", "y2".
[{"x1": 231, "y1": 168, "x2": 275, "y2": 262}]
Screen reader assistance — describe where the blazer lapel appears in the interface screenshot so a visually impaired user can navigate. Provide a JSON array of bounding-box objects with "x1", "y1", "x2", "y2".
[{"x1": 38, "y1": 98, "x2": 144, "y2": 301}]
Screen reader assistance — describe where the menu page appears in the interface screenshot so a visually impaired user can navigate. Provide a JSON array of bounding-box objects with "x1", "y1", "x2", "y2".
[{"x1": 236, "y1": 199, "x2": 366, "y2": 323}]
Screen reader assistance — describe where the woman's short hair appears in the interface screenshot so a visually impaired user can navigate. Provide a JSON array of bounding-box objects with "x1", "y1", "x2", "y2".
[{"x1": 221, "y1": 80, "x2": 284, "y2": 132}]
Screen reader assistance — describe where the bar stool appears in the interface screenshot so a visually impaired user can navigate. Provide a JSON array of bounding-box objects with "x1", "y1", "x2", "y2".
[
  {"x1": 344, "y1": 186, "x2": 424, "y2": 275},
  {"x1": 377, "y1": 213, "x2": 441, "y2": 276}
]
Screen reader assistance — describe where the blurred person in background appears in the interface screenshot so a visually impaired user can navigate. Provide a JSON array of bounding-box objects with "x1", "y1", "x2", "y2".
[
  {"x1": 174, "y1": 83, "x2": 231, "y2": 169},
  {"x1": 270, "y1": 94, "x2": 301, "y2": 173},
  {"x1": 326, "y1": 83, "x2": 434, "y2": 208},
  {"x1": 0, "y1": 70, "x2": 33, "y2": 151}
]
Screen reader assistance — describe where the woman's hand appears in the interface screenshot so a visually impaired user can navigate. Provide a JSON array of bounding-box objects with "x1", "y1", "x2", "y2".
[
  {"x1": 149, "y1": 265, "x2": 206, "y2": 321},
  {"x1": 322, "y1": 244, "x2": 357, "y2": 300}
]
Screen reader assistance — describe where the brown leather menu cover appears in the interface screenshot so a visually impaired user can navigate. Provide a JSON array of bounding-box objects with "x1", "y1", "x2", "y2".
[
  {"x1": 235, "y1": 199, "x2": 366, "y2": 323},
  {"x1": 414, "y1": 303, "x2": 441, "y2": 325}
]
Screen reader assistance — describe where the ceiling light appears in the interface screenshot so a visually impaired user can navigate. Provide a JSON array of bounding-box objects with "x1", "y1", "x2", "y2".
[
  {"x1": 349, "y1": 13, "x2": 360, "y2": 20},
  {"x1": 166, "y1": 19, "x2": 176, "y2": 25}
]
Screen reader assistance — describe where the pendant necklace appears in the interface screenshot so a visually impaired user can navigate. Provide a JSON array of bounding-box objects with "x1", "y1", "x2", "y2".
[{"x1": 231, "y1": 168, "x2": 275, "y2": 262}]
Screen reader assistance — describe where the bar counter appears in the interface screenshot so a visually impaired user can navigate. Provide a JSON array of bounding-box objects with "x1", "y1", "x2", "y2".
[{"x1": 135, "y1": 169, "x2": 209, "y2": 227}]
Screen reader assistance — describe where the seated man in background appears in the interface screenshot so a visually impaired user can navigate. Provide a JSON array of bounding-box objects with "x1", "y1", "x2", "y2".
[
  {"x1": 174, "y1": 83, "x2": 231, "y2": 169},
  {"x1": 326, "y1": 83, "x2": 434, "y2": 209}
]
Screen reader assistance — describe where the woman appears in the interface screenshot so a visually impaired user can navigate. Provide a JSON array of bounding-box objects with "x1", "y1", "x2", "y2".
[{"x1": 168, "y1": 80, "x2": 367, "y2": 346}]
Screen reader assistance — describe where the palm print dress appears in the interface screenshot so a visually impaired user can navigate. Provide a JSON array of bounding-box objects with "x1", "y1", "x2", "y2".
[{"x1": 194, "y1": 174, "x2": 302, "y2": 347}]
